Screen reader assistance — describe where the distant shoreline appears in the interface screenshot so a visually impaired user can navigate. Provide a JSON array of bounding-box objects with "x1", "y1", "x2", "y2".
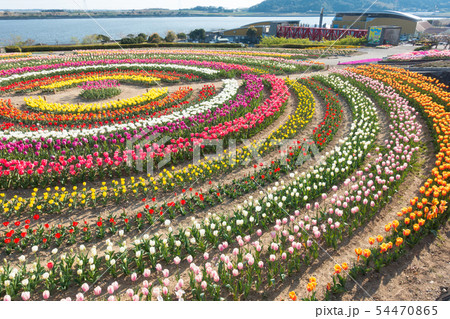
[
  {"x1": 0, "y1": 11, "x2": 447, "y2": 20},
  {"x1": 0, "y1": 13, "x2": 335, "y2": 20}
]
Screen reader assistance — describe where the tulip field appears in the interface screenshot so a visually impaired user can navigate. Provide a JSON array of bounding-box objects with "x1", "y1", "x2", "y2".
[{"x1": 0, "y1": 48, "x2": 448, "y2": 302}]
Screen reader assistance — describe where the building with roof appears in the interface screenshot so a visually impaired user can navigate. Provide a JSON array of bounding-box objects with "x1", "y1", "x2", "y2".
[
  {"x1": 332, "y1": 11, "x2": 432, "y2": 35},
  {"x1": 222, "y1": 20, "x2": 299, "y2": 43}
]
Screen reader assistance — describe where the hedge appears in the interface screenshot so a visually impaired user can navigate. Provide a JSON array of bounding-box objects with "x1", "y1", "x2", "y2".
[{"x1": 256, "y1": 43, "x2": 360, "y2": 49}]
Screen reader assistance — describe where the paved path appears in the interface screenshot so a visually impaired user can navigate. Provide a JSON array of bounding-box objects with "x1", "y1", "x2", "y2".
[{"x1": 315, "y1": 44, "x2": 419, "y2": 65}]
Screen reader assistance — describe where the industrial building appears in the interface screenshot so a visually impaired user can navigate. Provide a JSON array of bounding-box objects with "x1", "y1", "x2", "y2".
[{"x1": 332, "y1": 11, "x2": 432, "y2": 36}]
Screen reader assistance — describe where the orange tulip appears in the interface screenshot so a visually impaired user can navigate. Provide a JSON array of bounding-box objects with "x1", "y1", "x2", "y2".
[
  {"x1": 403, "y1": 229, "x2": 411, "y2": 236},
  {"x1": 392, "y1": 220, "x2": 399, "y2": 229},
  {"x1": 341, "y1": 262, "x2": 348, "y2": 271},
  {"x1": 355, "y1": 248, "x2": 362, "y2": 261},
  {"x1": 368, "y1": 237, "x2": 375, "y2": 245},
  {"x1": 306, "y1": 282, "x2": 315, "y2": 292},
  {"x1": 413, "y1": 224, "x2": 420, "y2": 232},
  {"x1": 363, "y1": 249, "x2": 371, "y2": 258},
  {"x1": 385, "y1": 223, "x2": 392, "y2": 232},
  {"x1": 289, "y1": 291, "x2": 297, "y2": 301},
  {"x1": 376, "y1": 235, "x2": 383, "y2": 243},
  {"x1": 404, "y1": 218, "x2": 410, "y2": 225},
  {"x1": 395, "y1": 237, "x2": 403, "y2": 246},
  {"x1": 334, "y1": 264, "x2": 342, "y2": 274}
]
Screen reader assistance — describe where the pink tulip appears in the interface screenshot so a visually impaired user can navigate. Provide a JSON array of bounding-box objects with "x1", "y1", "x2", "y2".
[
  {"x1": 21, "y1": 291, "x2": 30, "y2": 301},
  {"x1": 81, "y1": 283, "x2": 89, "y2": 293},
  {"x1": 94, "y1": 286, "x2": 102, "y2": 296},
  {"x1": 3, "y1": 295, "x2": 11, "y2": 301},
  {"x1": 107, "y1": 285, "x2": 114, "y2": 294},
  {"x1": 131, "y1": 273, "x2": 137, "y2": 281},
  {"x1": 76, "y1": 293, "x2": 84, "y2": 301},
  {"x1": 43, "y1": 290, "x2": 50, "y2": 300},
  {"x1": 126, "y1": 289, "x2": 134, "y2": 297}
]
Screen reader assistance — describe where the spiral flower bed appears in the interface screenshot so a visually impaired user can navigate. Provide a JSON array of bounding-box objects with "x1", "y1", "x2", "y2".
[{"x1": 0, "y1": 48, "x2": 446, "y2": 302}]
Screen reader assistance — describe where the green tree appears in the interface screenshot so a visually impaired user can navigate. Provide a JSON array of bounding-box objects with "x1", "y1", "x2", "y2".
[
  {"x1": 246, "y1": 26, "x2": 258, "y2": 44},
  {"x1": 189, "y1": 29, "x2": 206, "y2": 42},
  {"x1": 177, "y1": 32, "x2": 187, "y2": 41},
  {"x1": 148, "y1": 33, "x2": 162, "y2": 43},
  {"x1": 165, "y1": 30, "x2": 177, "y2": 43},
  {"x1": 120, "y1": 37, "x2": 137, "y2": 44},
  {"x1": 136, "y1": 33, "x2": 147, "y2": 43},
  {"x1": 96, "y1": 34, "x2": 111, "y2": 43}
]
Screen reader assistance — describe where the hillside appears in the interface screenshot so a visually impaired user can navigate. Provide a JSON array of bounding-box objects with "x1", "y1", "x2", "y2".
[{"x1": 248, "y1": 0, "x2": 450, "y2": 13}]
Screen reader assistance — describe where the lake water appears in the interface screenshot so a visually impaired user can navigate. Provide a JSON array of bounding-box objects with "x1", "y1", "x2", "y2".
[{"x1": 0, "y1": 16, "x2": 334, "y2": 45}]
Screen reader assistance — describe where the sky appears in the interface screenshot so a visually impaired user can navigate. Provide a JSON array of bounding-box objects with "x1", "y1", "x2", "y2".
[{"x1": 0, "y1": 0, "x2": 264, "y2": 10}]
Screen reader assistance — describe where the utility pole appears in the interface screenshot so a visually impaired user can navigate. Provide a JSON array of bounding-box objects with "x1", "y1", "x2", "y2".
[{"x1": 319, "y1": 7, "x2": 324, "y2": 28}]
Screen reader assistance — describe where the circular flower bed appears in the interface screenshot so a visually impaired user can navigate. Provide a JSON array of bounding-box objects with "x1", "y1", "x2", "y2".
[{"x1": 79, "y1": 79, "x2": 121, "y2": 100}]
